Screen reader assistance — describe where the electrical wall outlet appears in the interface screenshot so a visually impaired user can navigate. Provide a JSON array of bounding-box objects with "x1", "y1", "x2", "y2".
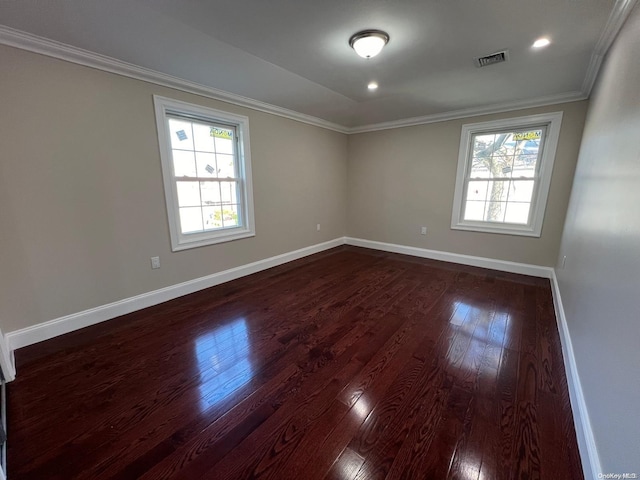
[
  {"x1": 420, "y1": 226, "x2": 427, "y2": 235},
  {"x1": 316, "y1": 223, "x2": 321, "y2": 231},
  {"x1": 562, "y1": 255, "x2": 567, "y2": 269},
  {"x1": 151, "y1": 256, "x2": 160, "y2": 269}
]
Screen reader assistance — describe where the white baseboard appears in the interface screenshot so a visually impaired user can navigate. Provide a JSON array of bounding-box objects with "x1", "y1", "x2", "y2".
[
  {"x1": 550, "y1": 271, "x2": 601, "y2": 480},
  {"x1": 345, "y1": 237, "x2": 554, "y2": 278},
  {"x1": 6, "y1": 238, "x2": 344, "y2": 352}
]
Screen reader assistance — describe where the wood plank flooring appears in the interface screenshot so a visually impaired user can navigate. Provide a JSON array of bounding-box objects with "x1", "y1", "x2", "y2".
[{"x1": 7, "y1": 246, "x2": 584, "y2": 479}]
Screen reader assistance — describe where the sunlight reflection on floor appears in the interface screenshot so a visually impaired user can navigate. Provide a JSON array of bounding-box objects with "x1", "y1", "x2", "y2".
[{"x1": 194, "y1": 318, "x2": 254, "y2": 411}]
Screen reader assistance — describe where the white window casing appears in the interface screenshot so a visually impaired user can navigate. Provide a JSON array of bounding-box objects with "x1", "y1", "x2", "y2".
[
  {"x1": 451, "y1": 112, "x2": 563, "y2": 237},
  {"x1": 153, "y1": 95, "x2": 255, "y2": 251}
]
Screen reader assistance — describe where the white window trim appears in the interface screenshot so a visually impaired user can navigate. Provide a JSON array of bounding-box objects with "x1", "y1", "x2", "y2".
[
  {"x1": 451, "y1": 112, "x2": 563, "y2": 237},
  {"x1": 153, "y1": 95, "x2": 255, "y2": 251}
]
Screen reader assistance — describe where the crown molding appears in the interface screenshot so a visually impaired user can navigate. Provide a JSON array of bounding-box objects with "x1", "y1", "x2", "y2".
[
  {"x1": 0, "y1": 25, "x2": 349, "y2": 134},
  {"x1": 582, "y1": 0, "x2": 639, "y2": 95},
  {"x1": 1, "y1": 0, "x2": 635, "y2": 138},
  {"x1": 347, "y1": 91, "x2": 586, "y2": 134}
]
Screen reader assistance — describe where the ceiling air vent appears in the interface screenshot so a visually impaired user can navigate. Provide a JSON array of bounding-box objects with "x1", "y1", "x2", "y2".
[{"x1": 474, "y1": 50, "x2": 509, "y2": 68}]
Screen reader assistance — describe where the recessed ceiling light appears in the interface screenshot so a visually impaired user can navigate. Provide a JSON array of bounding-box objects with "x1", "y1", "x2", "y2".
[
  {"x1": 532, "y1": 37, "x2": 551, "y2": 48},
  {"x1": 368, "y1": 82, "x2": 379, "y2": 91},
  {"x1": 349, "y1": 30, "x2": 390, "y2": 59}
]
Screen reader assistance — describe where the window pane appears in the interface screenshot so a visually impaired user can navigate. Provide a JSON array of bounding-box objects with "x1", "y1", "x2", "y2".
[
  {"x1": 214, "y1": 135, "x2": 234, "y2": 154},
  {"x1": 467, "y1": 180, "x2": 489, "y2": 201},
  {"x1": 192, "y1": 123, "x2": 216, "y2": 153},
  {"x1": 203, "y1": 206, "x2": 223, "y2": 230},
  {"x1": 474, "y1": 135, "x2": 512, "y2": 177},
  {"x1": 466, "y1": 129, "x2": 542, "y2": 226},
  {"x1": 217, "y1": 154, "x2": 236, "y2": 178},
  {"x1": 222, "y1": 205, "x2": 240, "y2": 228},
  {"x1": 513, "y1": 130, "x2": 542, "y2": 149},
  {"x1": 496, "y1": 153, "x2": 515, "y2": 178},
  {"x1": 504, "y1": 202, "x2": 531, "y2": 224},
  {"x1": 172, "y1": 150, "x2": 196, "y2": 177},
  {"x1": 176, "y1": 181, "x2": 201, "y2": 207},
  {"x1": 514, "y1": 154, "x2": 537, "y2": 178},
  {"x1": 513, "y1": 130, "x2": 541, "y2": 177},
  {"x1": 485, "y1": 180, "x2": 509, "y2": 203},
  {"x1": 169, "y1": 118, "x2": 194, "y2": 150},
  {"x1": 196, "y1": 152, "x2": 217, "y2": 178},
  {"x1": 220, "y1": 181, "x2": 238, "y2": 204},
  {"x1": 508, "y1": 180, "x2": 535, "y2": 203},
  {"x1": 485, "y1": 201, "x2": 506, "y2": 222},
  {"x1": 464, "y1": 201, "x2": 485, "y2": 221},
  {"x1": 201, "y1": 181, "x2": 221, "y2": 206},
  {"x1": 473, "y1": 134, "x2": 497, "y2": 157},
  {"x1": 486, "y1": 148, "x2": 513, "y2": 179},
  {"x1": 180, "y1": 207, "x2": 203, "y2": 233},
  {"x1": 470, "y1": 158, "x2": 491, "y2": 178}
]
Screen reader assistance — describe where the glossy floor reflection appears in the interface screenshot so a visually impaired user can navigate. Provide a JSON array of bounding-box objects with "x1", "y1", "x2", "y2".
[
  {"x1": 195, "y1": 318, "x2": 253, "y2": 411},
  {"x1": 7, "y1": 246, "x2": 584, "y2": 479},
  {"x1": 447, "y1": 300, "x2": 509, "y2": 375}
]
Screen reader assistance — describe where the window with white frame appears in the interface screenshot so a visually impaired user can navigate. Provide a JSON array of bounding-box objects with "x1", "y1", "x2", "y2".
[
  {"x1": 451, "y1": 112, "x2": 563, "y2": 237},
  {"x1": 153, "y1": 96, "x2": 255, "y2": 251}
]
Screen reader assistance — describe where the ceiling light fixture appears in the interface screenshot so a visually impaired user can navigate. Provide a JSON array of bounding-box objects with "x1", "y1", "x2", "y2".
[
  {"x1": 367, "y1": 82, "x2": 379, "y2": 91},
  {"x1": 349, "y1": 30, "x2": 389, "y2": 58},
  {"x1": 532, "y1": 37, "x2": 551, "y2": 48}
]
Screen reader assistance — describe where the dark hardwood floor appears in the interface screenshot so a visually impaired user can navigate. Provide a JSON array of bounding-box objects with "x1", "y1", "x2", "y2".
[{"x1": 7, "y1": 246, "x2": 584, "y2": 479}]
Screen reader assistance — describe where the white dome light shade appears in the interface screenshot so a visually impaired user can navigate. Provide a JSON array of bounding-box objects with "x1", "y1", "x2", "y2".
[
  {"x1": 349, "y1": 30, "x2": 389, "y2": 58},
  {"x1": 368, "y1": 82, "x2": 379, "y2": 90},
  {"x1": 532, "y1": 37, "x2": 551, "y2": 48}
]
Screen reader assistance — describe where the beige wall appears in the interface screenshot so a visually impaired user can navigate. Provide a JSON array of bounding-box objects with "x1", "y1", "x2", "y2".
[
  {"x1": 347, "y1": 102, "x2": 588, "y2": 266},
  {"x1": 0, "y1": 43, "x2": 590, "y2": 337},
  {"x1": 557, "y1": 4, "x2": 640, "y2": 473},
  {"x1": 0, "y1": 45, "x2": 348, "y2": 332}
]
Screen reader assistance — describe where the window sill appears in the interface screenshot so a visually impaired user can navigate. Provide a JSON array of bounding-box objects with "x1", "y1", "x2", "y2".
[
  {"x1": 451, "y1": 222, "x2": 541, "y2": 237},
  {"x1": 171, "y1": 229, "x2": 255, "y2": 251}
]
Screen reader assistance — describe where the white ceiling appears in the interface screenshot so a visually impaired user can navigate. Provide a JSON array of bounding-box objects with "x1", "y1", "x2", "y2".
[{"x1": 0, "y1": 0, "x2": 629, "y2": 130}]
